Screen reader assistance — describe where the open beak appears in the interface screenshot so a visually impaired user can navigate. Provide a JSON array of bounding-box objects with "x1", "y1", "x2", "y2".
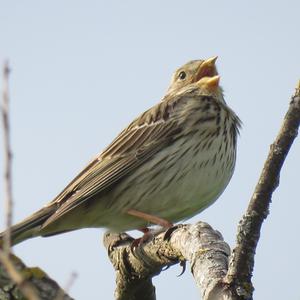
[
  {"x1": 195, "y1": 56, "x2": 218, "y2": 82},
  {"x1": 198, "y1": 75, "x2": 220, "y2": 92}
]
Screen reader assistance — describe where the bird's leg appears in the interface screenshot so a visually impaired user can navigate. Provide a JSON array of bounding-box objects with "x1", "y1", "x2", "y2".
[
  {"x1": 127, "y1": 209, "x2": 173, "y2": 228},
  {"x1": 127, "y1": 209, "x2": 173, "y2": 248},
  {"x1": 138, "y1": 227, "x2": 150, "y2": 234}
]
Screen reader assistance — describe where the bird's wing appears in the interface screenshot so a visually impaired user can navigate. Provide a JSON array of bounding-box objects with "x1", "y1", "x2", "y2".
[{"x1": 42, "y1": 99, "x2": 182, "y2": 228}]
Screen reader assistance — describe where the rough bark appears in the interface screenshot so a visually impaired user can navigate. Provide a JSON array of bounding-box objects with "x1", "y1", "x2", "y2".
[{"x1": 104, "y1": 222, "x2": 230, "y2": 300}]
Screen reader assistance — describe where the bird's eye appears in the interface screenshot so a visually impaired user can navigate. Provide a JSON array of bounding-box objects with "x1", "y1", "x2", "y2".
[{"x1": 178, "y1": 71, "x2": 186, "y2": 80}]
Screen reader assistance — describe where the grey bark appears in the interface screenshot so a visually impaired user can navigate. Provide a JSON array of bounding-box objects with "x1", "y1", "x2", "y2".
[{"x1": 104, "y1": 222, "x2": 230, "y2": 300}]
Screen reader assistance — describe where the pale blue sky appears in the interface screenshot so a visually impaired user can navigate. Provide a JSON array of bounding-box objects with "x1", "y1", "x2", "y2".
[{"x1": 1, "y1": 1, "x2": 299, "y2": 299}]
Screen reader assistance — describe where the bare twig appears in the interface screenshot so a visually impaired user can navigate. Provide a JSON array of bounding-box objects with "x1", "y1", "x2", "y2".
[
  {"x1": 1, "y1": 61, "x2": 13, "y2": 254},
  {"x1": 225, "y1": 81, "x2": 300, "y2": 299},
  {"x1": 54, "y1": 271, "x2": 78, "y2": 300},
  {"x1": 0, "y1": 61, "x2": 39, "y2": 300},
  {"x1": 63, "y1": 272, "x2": 78, "y2": 295}
]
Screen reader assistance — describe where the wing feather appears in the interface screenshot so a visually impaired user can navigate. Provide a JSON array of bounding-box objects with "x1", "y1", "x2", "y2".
[{"x1": 42, "y1": 100, "x2": 181, "y2": 228}]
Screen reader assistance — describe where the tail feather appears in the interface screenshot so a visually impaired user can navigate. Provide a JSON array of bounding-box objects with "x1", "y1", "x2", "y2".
[{"x1": 0, "y1": 206, "x2": 55, "y2": 246}]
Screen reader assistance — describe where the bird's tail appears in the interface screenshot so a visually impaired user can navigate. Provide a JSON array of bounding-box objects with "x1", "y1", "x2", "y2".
[{"x1": 0, "y1": 206, "x2": 55, "y2": 246}]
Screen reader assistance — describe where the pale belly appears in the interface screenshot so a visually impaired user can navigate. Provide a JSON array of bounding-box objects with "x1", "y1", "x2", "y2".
[{"x1": 89, "y1": 132, "x2": 236, "y2": 231}]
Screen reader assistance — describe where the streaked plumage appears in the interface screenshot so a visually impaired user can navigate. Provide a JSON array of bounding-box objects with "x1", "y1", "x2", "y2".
[{"x1": 0, "y1": 58, "x2": 241, "y2": 245}]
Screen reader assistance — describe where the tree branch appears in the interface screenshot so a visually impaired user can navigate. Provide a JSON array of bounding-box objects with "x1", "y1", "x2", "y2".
[
  {"x1": 104, "y1": 222, "x2": 230, "y2": 300},
  {"x1": 225, "y1": 81, "x2": 300, "y2": 298}
]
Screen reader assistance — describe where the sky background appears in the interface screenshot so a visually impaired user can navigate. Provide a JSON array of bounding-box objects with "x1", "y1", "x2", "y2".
[{"x1": 0, "y1": 1, "x2": 299, "y2": 299}]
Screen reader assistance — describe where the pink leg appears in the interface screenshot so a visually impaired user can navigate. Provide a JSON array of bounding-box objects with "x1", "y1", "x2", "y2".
[
  {"x1": 127, "y1": 209, "x2": 173, "y2": 248},
  {"x1": 127, "y1": 209, "x2": 173, "y2": 228}
]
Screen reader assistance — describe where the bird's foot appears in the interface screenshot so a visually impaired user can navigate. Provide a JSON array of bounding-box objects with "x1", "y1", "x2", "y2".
[
  {"x1": 163, "y1": 224, "x2": 184, "y2": 241},
  {"x1": 130, "y1": 227, "x2": 153, "y2": 250},
  {"x1": 126, "y1": 209, "x2": 174, "y2": 249}
]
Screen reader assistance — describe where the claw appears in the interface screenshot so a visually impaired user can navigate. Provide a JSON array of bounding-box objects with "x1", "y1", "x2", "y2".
[
  {"x1": 130, "y1": 228, "x2": 153, "y2": 251},
  {"x1": 162, "y1": 265, "x2": 171, "y2": 271},
  {"x1": 177, "y1": 260, "x2": 186, "y2": 277},
  {"x1": 163, "y1": 225, "x2": 181, "y2": 241},
  {"x1": 130, "y1": 238, "x2": 141, "y2": 252}
]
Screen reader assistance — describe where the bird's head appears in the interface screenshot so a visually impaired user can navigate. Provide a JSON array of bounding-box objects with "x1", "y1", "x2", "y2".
[{"x1": 166, "y1": 56, "x2": 218, "y2": 95}]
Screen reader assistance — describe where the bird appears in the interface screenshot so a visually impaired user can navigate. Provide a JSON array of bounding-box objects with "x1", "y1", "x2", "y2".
[{"x1": 0, "y1": 57, "x2": 241, "y2": 246}]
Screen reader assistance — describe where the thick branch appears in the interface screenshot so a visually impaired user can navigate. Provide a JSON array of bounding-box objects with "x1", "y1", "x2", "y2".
[
  {"x1": 225, "y1": 81, "x2": 300, "y2": 298},
  {"x1": 104, "y1": 222, "x2": 230, "y2": 300}
]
